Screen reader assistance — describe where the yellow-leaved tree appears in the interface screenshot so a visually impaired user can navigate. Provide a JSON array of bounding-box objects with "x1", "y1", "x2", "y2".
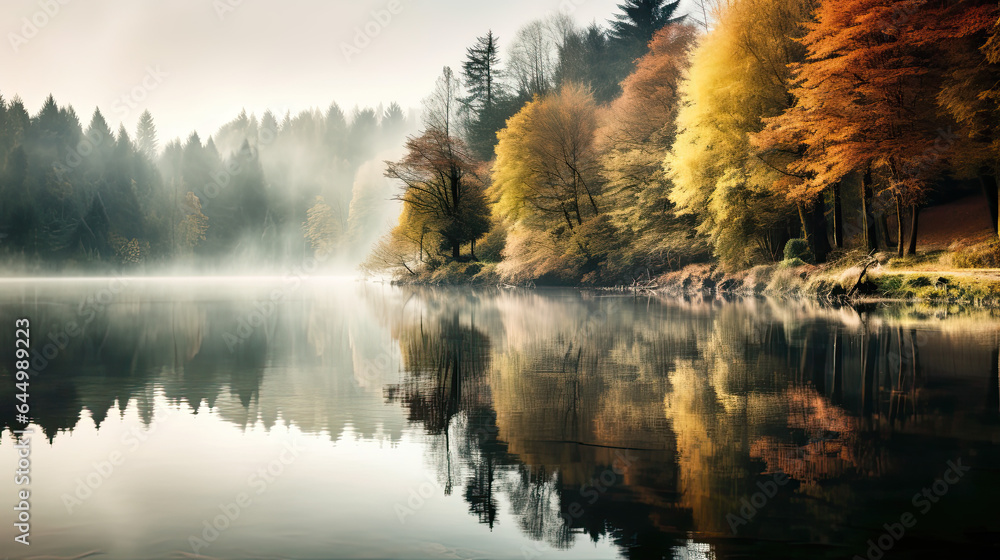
[
  {"x1": 667, "y1": 0, "x2": 812, "y2": 269},
  {"x1": 491, "y1": 84, "x2": 613, "y2": 283},
  {"x1": 598, "y1": 23, "x2": 708, "y2": 276}
]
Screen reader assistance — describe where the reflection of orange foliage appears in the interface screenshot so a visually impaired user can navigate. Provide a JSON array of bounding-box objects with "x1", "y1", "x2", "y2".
[{"x1": 751, "y1": 387, "x2": 859, "y2": 484}]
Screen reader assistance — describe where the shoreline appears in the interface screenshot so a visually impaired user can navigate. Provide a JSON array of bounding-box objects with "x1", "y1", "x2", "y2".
[
  {"x1": 387, "y1": 250, "x2": 1000, "y2": 308},
  {"x1": 647, "y1": 254, "x2": 1000, "y2": 307},
  {"x1": 3, "y1": 253, "x2": 1000, "y2": 307}
]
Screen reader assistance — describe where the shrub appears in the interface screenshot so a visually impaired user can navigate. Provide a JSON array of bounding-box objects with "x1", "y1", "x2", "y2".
[
  {"x1": 471, "y1": 262, "x2": 500, "y2": 284},
  {"x1": 475, "y1": 223, "x2": 507, "y2": 263},
  {"x1": 429, "y1": 262, "x2": 468, "y2": 284},
  {"x1": 953, "y1": 240, "x2": 1000, "y2": 269},
  {"x1": 783, "y1": 238, "x2": 811, "y2": 263}
]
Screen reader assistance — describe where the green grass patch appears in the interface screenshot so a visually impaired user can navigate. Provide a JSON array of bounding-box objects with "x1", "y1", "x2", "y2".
[
  {"x1": 779, "y1": 257, "x2": 808, "y2": 268},
  {"x1": 905, "y1": 276, "x2": 932, "y2": 288}
]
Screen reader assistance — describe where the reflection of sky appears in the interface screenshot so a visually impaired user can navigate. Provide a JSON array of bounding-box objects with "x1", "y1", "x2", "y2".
[
  {"x1": 0, "y1": 279, "x2": 630, "y2": 559},
  {"x1": 0, "y1": 393, "x2": 620, "y2": 559},
  {"x1": 1, "y1": 280, "x2": 998, "y2": 558}
]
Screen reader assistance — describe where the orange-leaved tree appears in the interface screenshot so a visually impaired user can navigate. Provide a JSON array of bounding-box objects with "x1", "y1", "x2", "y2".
[{"x1": 754, "y1": 0, "x2": 950, "y2": 257}]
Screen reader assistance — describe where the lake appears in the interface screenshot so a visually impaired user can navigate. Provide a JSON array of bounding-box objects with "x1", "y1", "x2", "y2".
[{"x1": 1, "y1": 278, "x2": 998, "y2": 559}]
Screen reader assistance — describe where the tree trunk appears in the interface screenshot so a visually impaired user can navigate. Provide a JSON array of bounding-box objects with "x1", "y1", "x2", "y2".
[
  {"x1": 798, "y1": 198, "x2": 830, "y2": 264},
  {"x1": 814, "y1": 195, "x2": 831, "y2": 263},
  {"x1": 797, "y1": 202, "x2": 810, "y2": 243},
  {"x1": 832, "y1": 331, "x2": 843, "y2": 404},
  {"x1": 771, "y1": 224, "x2": 792, "y2": 263},
  {"x1": 833, "y1": 181, "x2": 844, "y2": 248},
  {"x1": 894, "y1": 194, "x2": 904, "y2": 258},
  {"x1": 561, "y1": 205, "x2": 574, "y2": 230},
  {"x1": 906, "y1": 204, "x2": 920, "y2": 256},
  {"x1": 880, "y1": 213, "x2": 894, "y2": 252},
  {"x1": 861, "y1": 165, "x2": 877, "y2": 252},
  {"x1": 452, "y1": 241, "x2": 460, "y2": 261},
  {"x1": 979, "y1": 171, "x2": 999, "y2": 237}
]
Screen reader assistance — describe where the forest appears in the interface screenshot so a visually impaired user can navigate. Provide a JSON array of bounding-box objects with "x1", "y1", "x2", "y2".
[
  {"x1": 0, "y1": 89, "x2": 412, "y2": 271},
  {"x1": 3, "y1": 0, "x2": 1000, "y2": 283},
  {"x1": 364, "y1": 0, "x2": 1000, "y2": 285}
]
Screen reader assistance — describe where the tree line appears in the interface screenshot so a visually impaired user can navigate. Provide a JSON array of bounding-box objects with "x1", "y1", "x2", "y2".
[
  {"x1": 0, "y1": 91, "x2": 410, "y2": 271},
  {"x1": 367, "y1": 0, "x2": 1000, "y2": 284}
]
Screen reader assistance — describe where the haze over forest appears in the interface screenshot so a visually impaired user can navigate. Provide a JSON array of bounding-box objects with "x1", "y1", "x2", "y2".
[
  {"x1": 0, "y1": 0, "x2": 699, "y2": 273},
  {"x1": 2, "y1": 0, "x2": 999, "y2": 281}
]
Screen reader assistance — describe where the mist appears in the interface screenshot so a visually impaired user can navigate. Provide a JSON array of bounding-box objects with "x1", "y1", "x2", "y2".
[{"x1": 0, "y1": 93, "x2": 419, "y2": 276}]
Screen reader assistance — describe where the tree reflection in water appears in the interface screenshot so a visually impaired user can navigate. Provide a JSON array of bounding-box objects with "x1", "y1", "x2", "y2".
[
  {"x1": 379, "y1": 289, "x2": 1000, "y2": 558},
  {"x1": 1, "y1": 282, "x2": 998, "y2": 559}
]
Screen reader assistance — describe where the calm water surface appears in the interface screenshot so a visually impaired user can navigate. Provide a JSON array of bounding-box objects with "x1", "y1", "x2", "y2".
[{"x1": 0, "y1": 279, "x2": 998, "y2": 559}]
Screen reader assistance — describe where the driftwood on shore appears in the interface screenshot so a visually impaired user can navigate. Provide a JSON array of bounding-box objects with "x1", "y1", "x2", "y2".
[{"x1": 848, "y1": 252, "x2": 879, "y2": 298}]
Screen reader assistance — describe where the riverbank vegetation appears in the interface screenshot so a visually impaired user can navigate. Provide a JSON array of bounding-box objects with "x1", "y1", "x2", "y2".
[{"x1": 365, "y1": 0, "x2": 1000, "y2": 290}]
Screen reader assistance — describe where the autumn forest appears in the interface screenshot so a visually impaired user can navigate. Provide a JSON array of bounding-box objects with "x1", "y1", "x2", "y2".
[
  {"x1": 367, "y1": 0, "x2": 1000, "y2": 285},
  {"x1": 2, "y1": 0, "x2": 999, "y2": 284}
]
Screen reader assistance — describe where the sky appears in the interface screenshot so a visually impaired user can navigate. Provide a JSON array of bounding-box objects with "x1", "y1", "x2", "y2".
[{"x1": 2, "y1": 0, "x2": 699, "y2": 143}]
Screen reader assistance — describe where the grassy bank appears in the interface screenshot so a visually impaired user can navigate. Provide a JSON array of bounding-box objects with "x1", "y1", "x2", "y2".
[
  {"x1": 654, "y1": 242, "x2": 1000, "y2": 306},
  {"x1": 381, "y1": 235, "x2": 1000, "y2": 307}
]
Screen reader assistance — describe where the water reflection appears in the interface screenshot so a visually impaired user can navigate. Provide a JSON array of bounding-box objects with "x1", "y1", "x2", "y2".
[
  {"x1": 377, "y1": 289, "x2": 1000, "y2": 558},
  {"x1": 0, "y1": 280, "x2": 407, "y2": 442},
  {"x1": 0, "y1": 281, "x2": 998, "y2": 558}
]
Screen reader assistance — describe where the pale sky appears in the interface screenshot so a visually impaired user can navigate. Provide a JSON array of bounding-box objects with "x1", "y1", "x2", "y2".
[{"x1": 2, "y1": 0, "x2": 699, "y2": 143}]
